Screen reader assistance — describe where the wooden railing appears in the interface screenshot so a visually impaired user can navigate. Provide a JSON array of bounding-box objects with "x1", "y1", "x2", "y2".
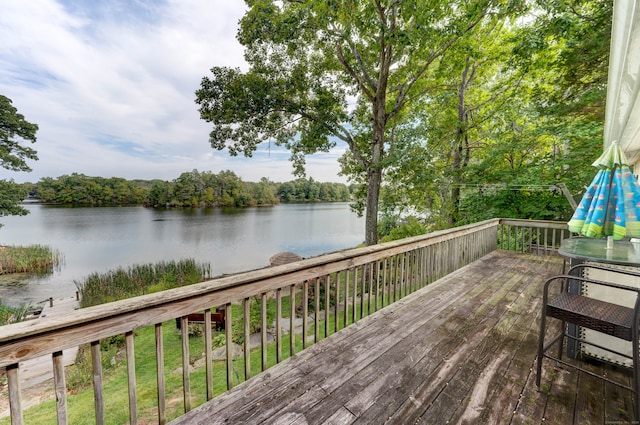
[
  {"x1": 498, "y1": 218, "x2": 572, "y2": 255},
  {"x1": 0, "y1": 218, "x2": 567, "y2": 424}
]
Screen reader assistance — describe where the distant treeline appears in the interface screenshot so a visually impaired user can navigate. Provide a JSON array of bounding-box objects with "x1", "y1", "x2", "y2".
[{"x1": 26, "y1": 170, "x2": 355, "y2": 207}]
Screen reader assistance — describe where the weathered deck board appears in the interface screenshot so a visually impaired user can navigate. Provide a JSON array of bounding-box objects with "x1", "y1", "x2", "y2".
[{"x1": 169, "y1": 250, "x2": 636, "y2": 425}]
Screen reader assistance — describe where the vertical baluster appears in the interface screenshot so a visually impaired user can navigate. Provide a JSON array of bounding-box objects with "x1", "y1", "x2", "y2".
[
  {"x1": 324, "y1": 275, "x2": 330, "y2": 337},
  {"x1": 91, "y1": 340, "x2": 105, "y2": 425},
  {"x1": 203, "y1": 310, "x2": 212, "y2": 401},
  {"x1": 343, "y1": 270, "x2": 349, "y2": 327},
  {"x1": 421, "y1": 247, "x2": 427, "y2": 286},
  {"x1": 416, "y1": 249, "x2": 421, "y2": 288},
  {"x1": 434, "y1": 244, "x2": 439, "y2": 281},
  {"x1": 393, "y1": 255, "x2": 399, "y2": 302},
  {"x1": 6, "y1": 363, "x2": 22, "y2": 425},
  {"x1": 302, "y1": 281, "x2": 309, "y2": 349},
  {"x1": 367, "y1": 263, "x2": 373, "y2": 315},
  {"x1": 400, "y1": 252, "x2": 409, "y2": 298},
  {"x1": 544, "y1": 227, "x2": 549, "y2": 254},
  {"x1": 52, "y1": 351, "x2": 68, "y2": 424},
  {"x1": 155, "y1": 324, "x2": 166, "y2": 425},
  {"x1": 261, "y1": 293, "x2": 268, "y2": 371},
  {"x1": 351, "y1": 268, "x2": 357, "y2": 324},
  {"x1": 314, "y1": 277, "x2": 320, "y2": 343},
  {"x1": 374, "y1": 261, "x2": 380, "y2": 312},
  {"x1": 244, "y1": 298, "x2": 251, "y2": 379},
  {"x1": 334, "y1": 272, "x2": 340, "y2": 333},
  {"x1": 359, "y1": 266, "x2": 365, "y2": 319},
  {"x1": 126, "y1": 331, "x2": 138, "y2": 423},
  {"x1": 384, "y1": 257, "x2": 390, "y2": 306},
  {"x1": 407, "y1": 251, "x2": 413, "y2": 289},
  {"x1": 435, "y1": 243, "x2": 441, "y2": 279},
  {"x1": 225, "y1": 304, "x2": 233, "y2": 389},
  {"x1": 290, "y1": 285, "x2": 296, "y2": 357},
  {"x1": 409, "y1": 251, "x2": 415, "y2": 293},
  {"x1": 276, "y1": 288, "x2": 282, "y2": 362},
  {"x1": 179, "y1": 316, "x2": 191, "y2": 410},
  {"x1": 362, "y1": 262, "x2": 373, "y2": 316}
]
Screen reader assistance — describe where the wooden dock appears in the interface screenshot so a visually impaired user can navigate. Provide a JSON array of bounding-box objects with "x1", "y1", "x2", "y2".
[
  {"x1": 19, "y1": 295, "x2": 80, "y2": 388},
  {"x1": 0, "y1": 295, "x2": 80, "y2": 418},
  {"x1": 170, "y1": 250, "x2": 636, "y2": 424}
]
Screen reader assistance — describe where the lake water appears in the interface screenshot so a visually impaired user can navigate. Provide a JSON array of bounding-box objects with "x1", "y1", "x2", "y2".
[{"x1": 0, "y1": 203, "x2": 365, "y2": 305}]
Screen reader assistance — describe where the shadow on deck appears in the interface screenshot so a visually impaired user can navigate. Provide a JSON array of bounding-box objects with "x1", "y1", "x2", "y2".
[{"x1": 170, "y1": 250, "x2": 635, "y2": 424}]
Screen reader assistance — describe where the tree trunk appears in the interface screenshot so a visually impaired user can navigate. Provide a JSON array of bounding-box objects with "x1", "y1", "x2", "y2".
[
  {"x1": 448, "y1": 59, "x2": 472, "y2": 225},
  {"x1": 365, "y1": 166, "x2": 382, "y2": 246},
  {"x1": 448, "y1": 139, "x2": 463, "y2": 225},
  {"x1": 365, "y1": 97, "x2": 387, "y2": 246}
]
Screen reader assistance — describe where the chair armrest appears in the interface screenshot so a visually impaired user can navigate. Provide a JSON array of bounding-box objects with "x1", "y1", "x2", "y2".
[{"x1": 543, "y1": 274, "x2": 640, "y2": 297}]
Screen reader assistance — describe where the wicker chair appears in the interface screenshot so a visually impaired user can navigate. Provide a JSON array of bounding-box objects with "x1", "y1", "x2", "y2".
[{"x1": 536, "y1": 263, "x2": 640, "y2": 419}]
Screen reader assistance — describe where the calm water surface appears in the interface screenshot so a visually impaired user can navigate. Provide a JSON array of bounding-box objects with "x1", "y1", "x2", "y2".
[{"x1": 0, "y1": 203, "x2": 365, "y2": 304}]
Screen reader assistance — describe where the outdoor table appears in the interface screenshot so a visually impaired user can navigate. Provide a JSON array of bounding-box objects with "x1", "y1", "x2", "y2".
[
  {"x1": 558, "y1": 237, "x2": 640, "y2": 360},
  {"x1": 559, "y1": 237, "x2": 640, "y2": 268}
]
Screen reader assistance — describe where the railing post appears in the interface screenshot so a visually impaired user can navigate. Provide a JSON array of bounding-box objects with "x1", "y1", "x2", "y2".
[
  {"x1": 204, "y1": 310, "x2": 213, "y2": 401},
  {"x1": 290, "y1": 285, "x2": 296, "y2": 357},
  {"x1": 302, "y1": 282, "x2": 309, "y2": 349},
  {"x1": 261, "y1": 293, "x2": 268, "y2": 371},
  {"x1": 225, "y1": 303, "x2": 233, "y2": 390},
  {"x1": 53, "y1": 350, "x2": 68, "y2": 425},
  {"x1": 6, "y1": 363, "x2": 23, "y2": 425},
  {"x1": 245, "y1": 297, "x2": 252, "y2": 379},
  {"x1": 179, "y1": 317, "x2": 190, "y2": 412},
  {"x1": 91, "y1": 340, "x2": 105, "y2": 425},
  {"x1": 155, "y1": 324, "x2": 166, "y2": 425},
  {"x1": 276, "y1": 289, "x2": 282, "y2": 363},
  {"x1": 126, "y1": 331, "x2": 138, "y2": 424}
]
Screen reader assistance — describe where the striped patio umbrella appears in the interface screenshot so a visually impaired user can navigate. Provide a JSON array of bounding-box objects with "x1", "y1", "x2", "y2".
[{"x1": 567, "y1": 142, "x2": 640, "y2": 240}]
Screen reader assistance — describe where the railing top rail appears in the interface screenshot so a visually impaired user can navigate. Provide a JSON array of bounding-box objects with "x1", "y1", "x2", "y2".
[
  {"x1": 498, "y1": 218, "x2": 569, "y2": 230},
  {"x1": 0, "y1": 218, "x2": 503, "y2": 367}
]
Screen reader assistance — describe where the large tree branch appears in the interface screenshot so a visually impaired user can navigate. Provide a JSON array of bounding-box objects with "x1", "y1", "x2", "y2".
[
  {"x1": 388, "y1": 6, "x2": 491, "y2": 120},
  {"x1": 352, "y1": 45, "x2": 378, "y2": 93},
  {"x1": 335, "y1": 44, "x2": 375, "y2": 101},
  {"x1": 277, "y1": 100, "x2": 368, "y2": 169}
]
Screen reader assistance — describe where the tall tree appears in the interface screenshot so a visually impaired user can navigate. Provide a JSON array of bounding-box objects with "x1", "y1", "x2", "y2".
[
  {"x1": 196, "y1": 0, "x2": 499, "y2": 245},
  {"x1": 429, "y1": 15, "x2": 528, "y2": 225},
  {"x1": 0, "y1": 95, "x2": 38, "y2": 220},
  {"x1": 457, "y1": 0, "x2": 611, "y2": 222}
]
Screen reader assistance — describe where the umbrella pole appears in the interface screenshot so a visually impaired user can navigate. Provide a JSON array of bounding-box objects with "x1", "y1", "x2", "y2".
[{"x1": 604, "y1": 164, "x2": 617, "y2": 244}]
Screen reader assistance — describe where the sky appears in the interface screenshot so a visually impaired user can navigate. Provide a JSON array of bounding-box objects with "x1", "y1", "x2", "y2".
[{"x1": 0, "y1": 0, "x2": 348, "y2": 184}]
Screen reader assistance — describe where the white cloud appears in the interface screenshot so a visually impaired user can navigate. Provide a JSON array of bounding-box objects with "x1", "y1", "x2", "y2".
[{"x1": 0, "y1": 0, "x2": 348, "y2": 184}]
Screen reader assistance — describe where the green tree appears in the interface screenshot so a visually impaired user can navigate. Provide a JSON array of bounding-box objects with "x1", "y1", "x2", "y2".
[
  {"x1": 0, "y1": 95, "x2": 38, "y2": 219},
  {"x1": 195, "y1": 1, "x2": 500, "y2": 245},
  {"x1": 148, "y1": 180, "x2": 172, "y2": 206},
  {"x1": 248, "y1": 178, "x2": 278, "y2": 205},
  {"x1": 455, "y1": 0, "x2": 610, "y2": 223},
  {"x1": 173, "y1": 170, "x2": 203, "y2": 206}
]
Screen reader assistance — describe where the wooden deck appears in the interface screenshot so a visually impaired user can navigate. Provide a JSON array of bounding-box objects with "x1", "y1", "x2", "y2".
[{"x1": 170, "y1": 250, "x2": 636, "y2": 425}]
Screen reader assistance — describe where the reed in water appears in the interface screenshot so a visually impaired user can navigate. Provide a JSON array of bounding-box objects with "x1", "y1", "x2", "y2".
[
  {"x1": 75, "y1": 259, "x2": 212, "y2": 307},
  {"x1": 0, "y1": 244, "x2": 63, "y2": 275}
]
